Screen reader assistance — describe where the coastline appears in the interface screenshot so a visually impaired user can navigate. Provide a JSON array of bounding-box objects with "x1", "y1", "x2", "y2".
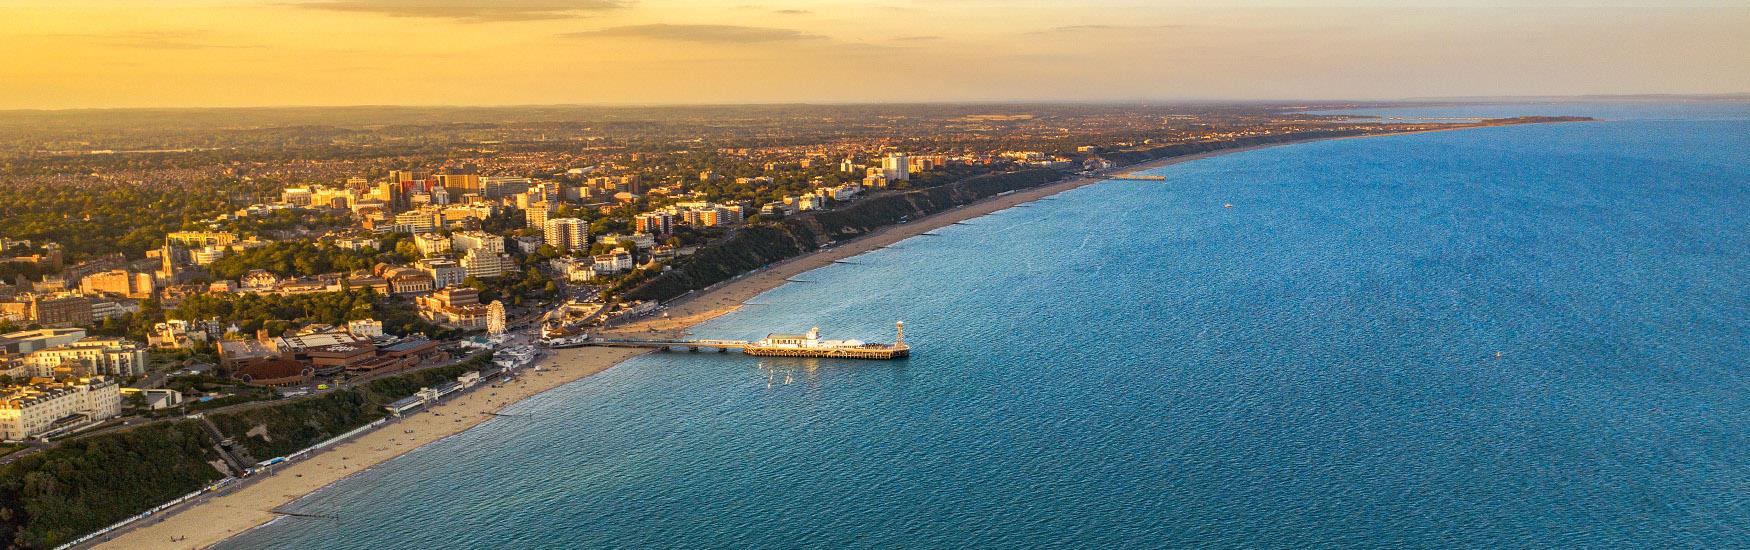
[{"x1": 94, "y1": 128, "x2": 1459, "y2": 550}]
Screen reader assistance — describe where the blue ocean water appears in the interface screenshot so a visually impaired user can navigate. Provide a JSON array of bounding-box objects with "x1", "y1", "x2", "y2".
[{"x1": 223, "y1": 103, "x2": 1750, "y2": 549}]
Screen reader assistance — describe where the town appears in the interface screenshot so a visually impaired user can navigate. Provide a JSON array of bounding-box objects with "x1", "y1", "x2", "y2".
[{"x1": 0, "y1": 103, "x2": 1522, "y2": 548}]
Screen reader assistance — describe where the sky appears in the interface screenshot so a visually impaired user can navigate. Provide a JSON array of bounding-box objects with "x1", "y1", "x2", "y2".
[{"x1": 1, "y1": 0, "x2": 1746, "y2": 109}]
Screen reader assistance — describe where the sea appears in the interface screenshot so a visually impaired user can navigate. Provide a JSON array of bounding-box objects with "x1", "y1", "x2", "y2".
[{"x1": 222, "y1": 102, "x2": 1750, "y2": 549}]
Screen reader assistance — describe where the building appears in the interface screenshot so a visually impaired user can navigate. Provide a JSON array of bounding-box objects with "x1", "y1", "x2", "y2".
[
  {"x1": 416, "y1": 258, "x2": 467, "y2": 289},
  {"x1": 303, "y1": 341, "x2": 378, "y2": 375},
  {"x1": 460, "y1": 249, "x2": 515, "y2": 279},
  {"x1": 666, "y1": 202, "x2": 744, "y2": 228},
  {"x1": 241, "y1": 270, "x2": 280, "y2": 291},
  {"x1": 147, "y1": 320, "x2": 207, "y2": 350},
  {"x1": 543, "y1": 218, "x2": 589, "y2": 253},
  {"x1": 231, "y1": 358, "x2": 313, "y2": 387},
  {"x1": 438, "y1": 173, "x2": 481, "y2": 193},
  {"x1": 121, "y1": 387, "x2": 183, "y2": 410},
  {"x1": 383, "y1": 267, "x2": 435, "y2": 295},
  {"x1": 882, "y1": 153, "x2": 910, "y2": 181},
  {"x1": 592, "y1": 248, "x2": 634, "y2": 275},
  {"x1": 89, "y1": 300, "x2": 136, "y2": 323},
  {"x1": 22, "y1": 337, "x2": 148, "y2": 377},
  {"x1": 416, "y1": 288, "x2": 492, "y2": 330},
  {"x1": 347, "y1": 319, "x2": 383, "y2": 339},
  {"x1": 511, "y1": 235, "x2": 545, "y2": 254},
  {"x1": 24, "y1": 293, "x2": 91, "y2": 327},
  {"x1": 0, "y1": 328, "x2": 87, "y2": 356},
  {"x1": 0, "y1": 377, "x2": 121, "y2": 440},
  {"x1": 164, "y1": 231, "x2": 237, "y2": 249},
  {"x1": 189, "y1": 246, "x2": 227, "y2": 266},
  {"x1": 450, "y1": 231, "x2": 504, "y2": 255},
  {"x1": 78, "y1": 270, "x2": 155, "y2": 299},
  {"x1": 553, "y1": 257, "x2": 595, "y2": 282},
  {"x1": 595, "y1": 233, "x2": 656, "y2": 250},
  {"x1": 413, "y1": 233, "x2": 452, "y2": 256},
  {"x1": 218, "y1": 339, "x2": 278, "y2": 370},
  {"x1": 525, "y1": 201, "x2": 554, "y2": 229},
  {"x1": 417, "y1": 287, "x2": 478, "y2": 310},
  {"x1": 634, "y1": 212, "x2": 673, "y2": 236},
  {"x1": 393, "y1": 209, "x2": 440, "y2": 232}
]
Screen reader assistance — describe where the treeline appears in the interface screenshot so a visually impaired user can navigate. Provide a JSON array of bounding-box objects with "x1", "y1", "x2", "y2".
[
  {"x1": 617, "y1": 168, "x2": 1063, "y2": 302},
  {"x1": 0, "y1": 178, "x2": 278, "y2": 262},
  {"x1": 169, "y1": 288, "x2": 455, "y2": 339},
  {"x1": 0, "y1": 422, "x2": 226, "y2": 549},
  {"x1": 205, "y1": 238, "x2": 412, "y2": 280},
  {"x1": 0, "y1": 352, "x2": 495, "y2": 549},
  {"x1": 1094, "y1": 129, "x2": 1373, "y2": 166},
  {"x1": 207, "y1": 352, "x2": 492, "y2": 459}
]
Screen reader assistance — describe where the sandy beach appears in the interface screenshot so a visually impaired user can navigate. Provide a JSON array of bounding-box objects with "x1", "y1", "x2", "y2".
[{"x1": 93, "y1": 132, "x2": 1408, "y2": 550}]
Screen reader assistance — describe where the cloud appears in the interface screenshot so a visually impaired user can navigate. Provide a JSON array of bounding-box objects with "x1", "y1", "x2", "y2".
[
  {"x1": 893, "y1": 35, "x2": 942, "y2": 41},
  {"x1": 773, "y1": 9, "x2": 810, "y2": 14},
  {"x1": 562, "y1": 24, "x2": 825, "y2": 43},
  {"x1": 294, "y1": 0, "x2": 626, "y2": 23}
]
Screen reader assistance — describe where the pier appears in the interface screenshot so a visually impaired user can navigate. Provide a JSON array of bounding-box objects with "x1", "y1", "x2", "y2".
[
  {"x1": 561, "y1": 323, "x2": 910, "y2": 360},
  {"x1": 1112, "y1": 173, "x2": 1167, "y2": 181}
]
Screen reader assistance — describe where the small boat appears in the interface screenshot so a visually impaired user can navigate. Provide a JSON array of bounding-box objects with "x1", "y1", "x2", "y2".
[{"x1": 1223, "y1": 203, "x2": 1234, "y2": 208}]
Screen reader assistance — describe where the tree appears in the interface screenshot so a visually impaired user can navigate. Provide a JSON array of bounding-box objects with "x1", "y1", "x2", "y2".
[{"x1": 394, "y1": 240, "x2": 421, "y2": 262}]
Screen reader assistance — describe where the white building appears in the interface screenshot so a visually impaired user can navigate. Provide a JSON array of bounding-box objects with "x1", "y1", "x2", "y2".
[
  {"x1": 417, "y1": 258, "x2": 468, "y2": 289},
  {"x1": 0, "y1": 328, "x2": 87, "y2": 356},
  {"x1": 0, "y1": 377, "x2": 121, "y2": 440},
  {"x1": 882, "y1": 153, "x2": 910, "y2": 181},
  {"x1": 413, "y1": 233, "x2": 452, "y2": 257},
  {"x1": 451, "y1": 231, "x2": 505, "y2": 255},
  {"x1": 347, "y1": 319, "x2": 383, "y2": 339},
  {"x1": 592, "y1": 249, "x2": 634, "y2": 274},
  {"x1": 23, "y1": 337, "x2": 147, "y2": 377},
  {"x1": 460, "y1": 249, "x2": 516, "y2": 279},
  {"x1": 554, "y1": 257, "x2": 594, "y2": 282},
  {"x1": 148, "y1": 320, "x2": 207, "y2": 349},
  {"x1": 543, "y1": 218, "x2": 589, "y2": 253}
]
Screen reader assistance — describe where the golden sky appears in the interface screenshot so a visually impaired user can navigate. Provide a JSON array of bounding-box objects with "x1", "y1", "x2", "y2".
[{"x1": 1, "y1": 1, "x2": 1746, "y2": 109}]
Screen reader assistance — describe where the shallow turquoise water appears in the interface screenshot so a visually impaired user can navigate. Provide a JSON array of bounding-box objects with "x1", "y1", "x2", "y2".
[{"x1": 224, "y1": 103, "x2": 1750, "y2": 549}]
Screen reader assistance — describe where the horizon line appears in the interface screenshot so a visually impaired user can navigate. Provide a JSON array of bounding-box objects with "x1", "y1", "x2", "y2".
[{"x1": 4, "y1": 93, "x2": 1748, "y2": 114}]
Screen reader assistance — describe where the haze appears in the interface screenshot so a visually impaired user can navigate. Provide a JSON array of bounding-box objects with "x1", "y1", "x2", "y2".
[{"x1": 2, "y1": 0, "x2": 1746, "y2": 109}]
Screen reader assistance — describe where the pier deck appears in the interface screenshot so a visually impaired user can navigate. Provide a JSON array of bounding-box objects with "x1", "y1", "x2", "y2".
[
  {"x1": 1112, "y1": 173, "x2": 1168, "y2": 181},
  {"x1": 552, "y1": 323, "x2": 910, "y2": 360}
]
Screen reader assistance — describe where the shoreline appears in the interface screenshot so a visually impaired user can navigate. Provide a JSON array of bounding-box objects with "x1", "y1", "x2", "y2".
[{"x1": 94, "y1": 127, "x2": 1467, "y2": 550}]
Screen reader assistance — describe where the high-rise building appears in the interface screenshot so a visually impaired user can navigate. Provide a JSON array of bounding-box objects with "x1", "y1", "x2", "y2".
[
  {"x1": 437, "y1": 173, "x2": 481, "y2": 193},
  {"x1": 525, "y1": 201, "x2": 554, "y2": 228},
  {"x1": 543, "y1": 218, "x2": 589, "y2": 253},
  {"x1": 634, "y1": 212, "x2": 673, "y2": 235},
  {"x1": 882, "y1": 153, "x2": 910, "y2": 181}
]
